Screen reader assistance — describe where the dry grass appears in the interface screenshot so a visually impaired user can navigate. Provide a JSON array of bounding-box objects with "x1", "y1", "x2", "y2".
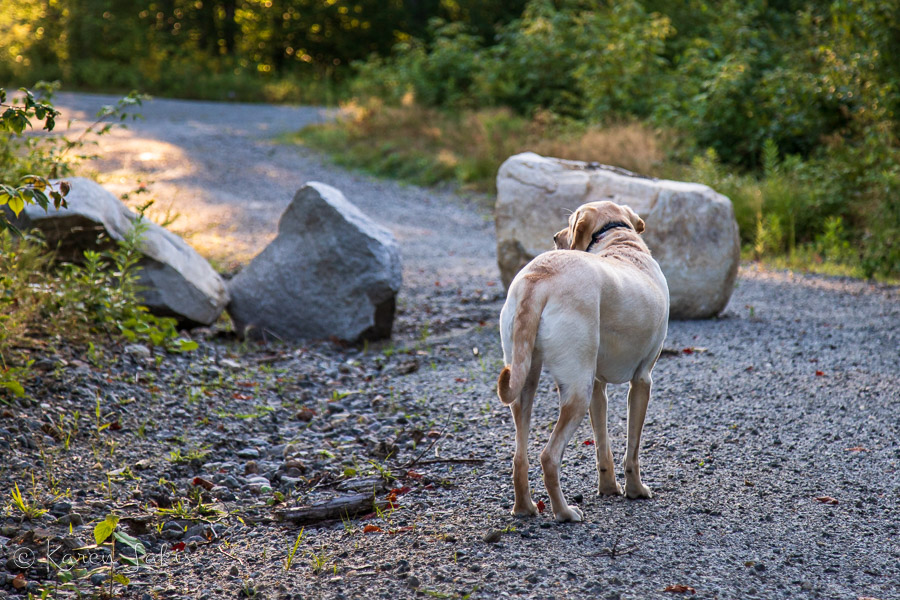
[
  {"x1": 532, "y1": 121, "x2": 667, "y2": 176},
  {"x1": 296, "y1": 100, "x2": 670, "y2": 192}
]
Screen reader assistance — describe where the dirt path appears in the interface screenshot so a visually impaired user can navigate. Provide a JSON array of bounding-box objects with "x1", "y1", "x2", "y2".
[
  {"x1": 56, "y1": 92, "x2": 497, "y2": 292},
  {"x1": 0, "y1": 94, "x2": 896, "y2": 600}
]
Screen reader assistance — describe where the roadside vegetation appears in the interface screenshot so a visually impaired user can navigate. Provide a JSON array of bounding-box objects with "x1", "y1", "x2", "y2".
[
  {"x1": 1, "y1": 85, "x2": 194, "y2": 399},
  {"x1": 299, "y1": 0, "x2": 900, "y2": 281},
  {"x1": 3, "y1": 1, "x2": 897, "y2": 279}
]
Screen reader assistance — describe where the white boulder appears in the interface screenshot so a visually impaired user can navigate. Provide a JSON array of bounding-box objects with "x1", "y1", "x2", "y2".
[
  {"x1": 496, "y1": 152, "x2": 740, "y2": 319},
  {"x1": 14, "y1": 177, "x2": 229, "y2": 326}
]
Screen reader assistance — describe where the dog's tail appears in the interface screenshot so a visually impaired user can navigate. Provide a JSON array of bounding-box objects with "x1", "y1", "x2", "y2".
[{"x1": 497, "y1": 285, "x2": 546, "y2": 405}]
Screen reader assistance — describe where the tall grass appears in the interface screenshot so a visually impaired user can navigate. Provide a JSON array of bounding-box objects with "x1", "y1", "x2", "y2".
[
  {"x1": 294, "y1": 99, "x2": 897, "y2": 281},
  {"x1": 296, "y1": 99, "x2": 668, "y2": 193}
]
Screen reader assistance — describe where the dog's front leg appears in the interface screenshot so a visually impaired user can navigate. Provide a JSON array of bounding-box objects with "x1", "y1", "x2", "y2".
[
  {"x1": 540, "y1": 384, "x2": 590, "y2": 522},
  {"x1": 623, "y1": 375, "x2": 653, "y2": 499},
  {"x1": 589, "y1": 380, "x2": 623, "y2": 496}
]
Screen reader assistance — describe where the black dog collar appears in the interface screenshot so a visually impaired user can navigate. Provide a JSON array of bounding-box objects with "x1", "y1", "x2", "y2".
[{"x1": 586, "y1": 221, "x2": 632, "y2": 251}]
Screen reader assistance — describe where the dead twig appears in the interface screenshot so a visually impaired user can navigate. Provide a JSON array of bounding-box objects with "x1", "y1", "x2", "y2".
[
  {"x1": 218, "y1": 545, "x2": 245, "y2": 566},
  {"x1": 411, "y1": 458, "x2": 485, "y2": 466}
]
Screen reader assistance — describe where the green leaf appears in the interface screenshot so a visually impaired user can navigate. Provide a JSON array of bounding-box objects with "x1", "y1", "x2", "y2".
[
  {"x1": 93, "y1": 514, "x2": 119, "y2": 544},
  {"x1": 175, "y1": 339, "x2": 198, "y2": 352},
  {"x1": 7, "y1": 195, "x2": 25, "y2": 217},
  {"x1": 112, "y1": 573, "x2": 130, "y2": 586},
  {"x1": 113, "y1": 530, "x2": 146, "y2": 555},
  {"x1": 1, "y1": 380, "x2": 25, "y2": 397}
]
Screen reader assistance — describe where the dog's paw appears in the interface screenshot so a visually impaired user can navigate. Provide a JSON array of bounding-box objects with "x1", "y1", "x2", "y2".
[
  {"x1": 624, "y1": 481, "x2": 653, "y2": 499},
  {"x1": 554, "y1": 506, "x2": 583, "y2": 523},
  {"x1": 511, "y1": 501, "x2": 539, "y2": 517},
  {"x1": 598, "y1": 481, "x2": 623, "y2": 496}
]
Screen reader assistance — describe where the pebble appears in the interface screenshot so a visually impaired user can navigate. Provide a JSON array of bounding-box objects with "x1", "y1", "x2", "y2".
[
  {"x1": 56, "y1": 513, "x2": 84, "y2": 526},
  {"x1": 50, "y1": 501, "x2": 73, "y2": 516},
  {"x1": 124, "y1": 344, "x2": 151, "y2": 358},
  {"x1": 238, "y1": 448, "x2": 261, "y2": 460},
  {"x1": 210, "y1": 486, "x2": 236, "y2": 501},
  {"x1": 483, "y1": 529, "x2": 503, "y2": 544}
]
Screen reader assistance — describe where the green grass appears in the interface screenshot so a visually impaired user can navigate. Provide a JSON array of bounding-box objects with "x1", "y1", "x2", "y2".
[{"x1": 290, "y1": 100, "x2": 897, "y2": 282}]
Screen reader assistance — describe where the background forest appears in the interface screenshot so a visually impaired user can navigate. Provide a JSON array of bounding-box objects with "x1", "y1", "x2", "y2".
[{"x1": 2, "y1": 0, "x2": 899, "y2": 278}]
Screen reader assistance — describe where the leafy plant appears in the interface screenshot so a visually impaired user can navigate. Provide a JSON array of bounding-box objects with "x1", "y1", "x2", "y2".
[
  {"x1": 283, "y1": 528, "x2": 304, "y2": 571},
  {"x1": 0, "y1": 86, "x2": 69, "y2": 233},
  {"x1": 9, "y1": 481, "x2": 48, "y2": 519}
]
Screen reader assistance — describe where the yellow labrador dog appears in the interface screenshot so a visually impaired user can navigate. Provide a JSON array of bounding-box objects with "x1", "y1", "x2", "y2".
[{"x1": 497, "y1": 200, "x2": 669, "y2": 522}]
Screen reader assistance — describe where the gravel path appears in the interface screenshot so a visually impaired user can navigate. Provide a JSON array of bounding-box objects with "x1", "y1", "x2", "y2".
[{"x1": 0, "y1": 94, "x2": 897, "y2": 600}]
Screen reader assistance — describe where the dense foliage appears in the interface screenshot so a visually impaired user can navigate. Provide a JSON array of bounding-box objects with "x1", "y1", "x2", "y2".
[
  {"x1": 348, "y1": 0, "x2": 900, "y2": 278},
  {"x1": 0, "y1": 0, "x2": 524, "y2": 102},
  {"x1": 1, "y1": 0, "x2": 897, "y2": 277}
]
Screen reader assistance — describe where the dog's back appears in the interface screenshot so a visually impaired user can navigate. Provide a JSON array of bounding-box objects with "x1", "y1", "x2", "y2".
[{"x1": 500, "y1": 247, "x2": 667, "y2": 397}]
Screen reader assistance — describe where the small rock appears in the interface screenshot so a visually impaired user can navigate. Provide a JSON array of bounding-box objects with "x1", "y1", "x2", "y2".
[
  {"x1": 406, "y1": 575, "x2": 420, "y2": 589},
  {"x1": 230, "y1": 565, "x2": 240, "y2": 577},
  {"x1": 56, "y1": 513, "x2": 84, "y2": 526},
  {"x1": 238, "y1": 448, "x2": 260, "y2": 460},
  {"x1": 483, "y1": 530, "x2": 503, "y2": 544},
  {"x1": 295, "y1": 407, "x2": 316, "y2": 422},
  {"x1": 90, "y1": 573, "x2": 106, "y2": 586},
  {"x1": 50, "y1": 501, "x2": 73, "y2": 516},
  {"x1": 124, "y1": 344, "x2": 151, "y2": 358}
]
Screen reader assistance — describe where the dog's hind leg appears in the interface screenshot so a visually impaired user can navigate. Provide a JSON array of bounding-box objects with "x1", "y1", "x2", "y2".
[
  {"x1": 623, "y1": 373, "x2": 653, "y2": 499},
  {"x1": 540, "y1": 378, "x2": 591, "y2": 522},
  {"x1": 589, "y1": 379, "x2": 623, "y2": 496},
  {"x1": 510, "y1": 354, "x2": 542, "y2": 516}
]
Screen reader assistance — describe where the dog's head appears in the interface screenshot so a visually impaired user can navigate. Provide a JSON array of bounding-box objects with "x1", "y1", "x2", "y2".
[{"x1": 554, "y1": 201, "x2": 644, "y2": 251}]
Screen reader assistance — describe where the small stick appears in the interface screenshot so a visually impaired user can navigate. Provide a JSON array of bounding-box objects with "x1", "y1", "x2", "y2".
[
  {"x1": 412, "y1": 458, "x2": 485, "y2": 465},
  {"x1": 218, "y1": 545, "x2": 245, "y2": 566}
]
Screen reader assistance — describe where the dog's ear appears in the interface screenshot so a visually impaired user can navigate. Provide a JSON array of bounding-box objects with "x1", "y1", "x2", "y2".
[
  {"x1": 553, "y1": 227, "x2": 570, "y2": 250},
  {"x1": 570, "y1": 209, "x2": 595, "y2": 251},
  {"x1": 623, "y1": 205, "x2": 645, "y2": 234}
]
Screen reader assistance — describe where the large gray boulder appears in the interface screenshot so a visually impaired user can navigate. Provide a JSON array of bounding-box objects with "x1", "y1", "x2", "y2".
[
  {"x1": 14, "y1": 177, "x2": 229, "y2": 326},
  {"x1": 496, "y1": 152, "x2": 740, "y2": 319},
  {"x1": 227, "y1": 182, "x2": 402, "y2": 342}
]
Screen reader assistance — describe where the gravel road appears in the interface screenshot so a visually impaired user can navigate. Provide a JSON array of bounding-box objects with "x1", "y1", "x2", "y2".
[{"x1": 0, "y1": 94, "x2": 897, "y2": 600}]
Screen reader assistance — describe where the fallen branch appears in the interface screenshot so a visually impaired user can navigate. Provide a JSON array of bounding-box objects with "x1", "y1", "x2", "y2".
[
  {"x1": 275, "y1": 493, "x2": 386, "y2": 526},
  {"x1": 411, "y1": 458, "x2": 485, "y2": 466}
]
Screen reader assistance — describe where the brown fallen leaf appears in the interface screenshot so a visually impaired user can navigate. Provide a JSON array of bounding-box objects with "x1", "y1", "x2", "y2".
[
  {"x1": 845, "y1": 447, "x2": 869, "y2": 452},
  {"x1": 536, "y1": 500, "x2": 545, "y2": 514},
  {"x1": 815, "y1": 496, "x2": 839, "y2": 505},
  {"x1": 192, "y1": 477, "x2": 215, "y2": 490},
  {"x1": 12, "y1": 573, "x2": 26, "y2": 590},
  {"x1": 663, "y1": 584, "x2": 696, "y2": 594},
  {"x1": 363, "y1": 525, "x2": 383, "y2": 533}
]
